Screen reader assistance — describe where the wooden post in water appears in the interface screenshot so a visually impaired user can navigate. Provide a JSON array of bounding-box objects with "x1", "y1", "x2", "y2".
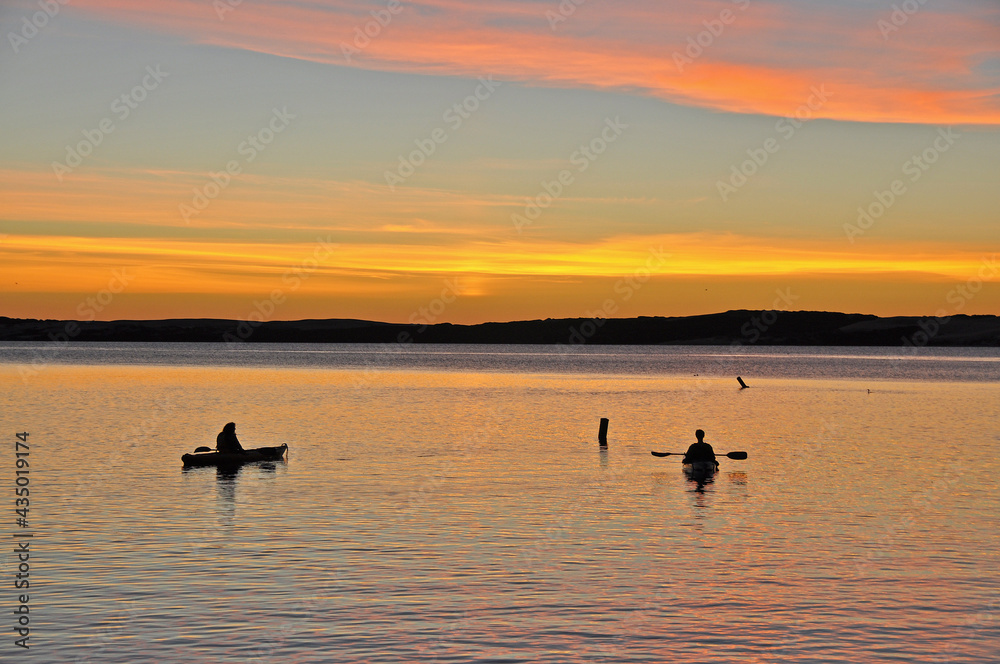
[
  {"x1": 598, "y1": 418, "x2": 609, "y2": 446},
  {"x1": 737, "y1": 376, "x2": 749, "y2": 389}
]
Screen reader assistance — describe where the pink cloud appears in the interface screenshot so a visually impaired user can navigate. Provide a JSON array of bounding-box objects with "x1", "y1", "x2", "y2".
[{"x1": 70, "y1": 0, "x2": 1000, "y2": 123}]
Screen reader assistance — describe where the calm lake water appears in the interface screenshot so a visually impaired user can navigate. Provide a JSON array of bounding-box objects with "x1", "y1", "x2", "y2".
[{"x1": 1, "y1": 343, "x2": 998, "y2": 663}]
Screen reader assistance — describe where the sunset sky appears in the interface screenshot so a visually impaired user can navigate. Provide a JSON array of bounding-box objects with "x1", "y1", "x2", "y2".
[{"x1": 1, "y1": 0, "x2": 998, "y2": 323}]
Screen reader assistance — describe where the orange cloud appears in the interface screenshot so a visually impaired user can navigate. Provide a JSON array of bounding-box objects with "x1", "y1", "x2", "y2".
[
  {"x1": 70, "y1": 0, "x2": 1000, "y2": 124},
  {"x1": 4, "y1": 160, "x2": 996, "y2": 321},
  {"x1": 0, "y1": 166, "x2": 514, "y2": 236},
  {"x1": 3, "y1": 164, "x2": 994, "y2": 296},
  {"x1": 2, "y1": 228, "x2": 992, "y2": 296},
  {"x1": 5, "y1": 224, "x2": 997, "y2": 321}
]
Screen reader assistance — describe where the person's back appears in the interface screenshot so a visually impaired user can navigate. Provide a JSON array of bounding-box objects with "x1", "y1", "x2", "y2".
[
  {"x1": 683, "y1": 429, "x2": 716, "y2": 465},
  {"x1": 216, "y1": 422, "x2": 245, "y2": 454}
]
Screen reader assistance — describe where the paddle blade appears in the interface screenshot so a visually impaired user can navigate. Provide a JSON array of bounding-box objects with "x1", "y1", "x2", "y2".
[
  {"x1": 725, "y1": 451, "x2": 748, "y2": 460},
  {"x1": 650, "y1": 451, "x2": 679, "y2": 457}
]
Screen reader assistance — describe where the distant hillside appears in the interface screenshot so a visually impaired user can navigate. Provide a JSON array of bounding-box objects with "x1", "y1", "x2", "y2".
[{"x1": 2, "y1": 311, "x2": 999, "y2": 346}]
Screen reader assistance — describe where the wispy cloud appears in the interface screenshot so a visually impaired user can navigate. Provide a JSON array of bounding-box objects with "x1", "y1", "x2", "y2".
[
  {"x1": 2, "y1": 229, "x2": 991, "y2": 299},
  {"x1": 71, "y1": 0, "x2": 1000, "y2": 124}
]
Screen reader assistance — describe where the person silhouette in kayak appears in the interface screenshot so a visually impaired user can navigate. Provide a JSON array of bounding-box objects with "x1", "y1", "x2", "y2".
[
  {"x1": 216, "y1": 422, "x2": 246, "y2": 454},
  {"x1": 682, "y1": 429, "x2": 717, "y2": 467}
]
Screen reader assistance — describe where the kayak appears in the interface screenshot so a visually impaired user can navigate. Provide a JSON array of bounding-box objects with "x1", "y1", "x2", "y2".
[
  {"x1": 182, "y1": 444, "x2": 288, "y2": 467},
  {"x1": 682, "y1": 460, "x2": 719, "y2": 477}
]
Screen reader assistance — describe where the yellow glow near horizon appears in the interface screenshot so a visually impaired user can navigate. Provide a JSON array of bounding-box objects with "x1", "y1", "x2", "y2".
[{"x1": 1, "y1": 233, "x2": 993, "y2": 296}]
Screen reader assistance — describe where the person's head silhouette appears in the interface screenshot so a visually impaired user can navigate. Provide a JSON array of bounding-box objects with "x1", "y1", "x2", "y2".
[{"x1": 695, "y1": 429, "x2": 705, "y2": 442}]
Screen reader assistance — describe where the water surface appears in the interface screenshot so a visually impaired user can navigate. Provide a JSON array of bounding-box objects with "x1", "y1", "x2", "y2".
[{"x1": 1, "y1": 344, "x2": 997, "y2": 662}]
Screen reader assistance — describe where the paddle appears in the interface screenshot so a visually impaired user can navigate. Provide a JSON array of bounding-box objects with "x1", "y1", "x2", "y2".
[{"x1": 651, "y1": 451, "x2": 748, "y2": 460}]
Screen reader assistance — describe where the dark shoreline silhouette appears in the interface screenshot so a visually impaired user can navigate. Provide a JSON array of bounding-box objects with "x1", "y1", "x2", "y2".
[{"x1": 2, "y1": 310, "x2": 999, "y2": 346}]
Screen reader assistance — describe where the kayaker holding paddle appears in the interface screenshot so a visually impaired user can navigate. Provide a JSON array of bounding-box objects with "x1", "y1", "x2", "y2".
[
  {"x1": 682, "y1": 429, "x2": 718, "y2": 468},
  {"x1": 216, "y1": 422, "x2": 246, "y2": 455}
]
